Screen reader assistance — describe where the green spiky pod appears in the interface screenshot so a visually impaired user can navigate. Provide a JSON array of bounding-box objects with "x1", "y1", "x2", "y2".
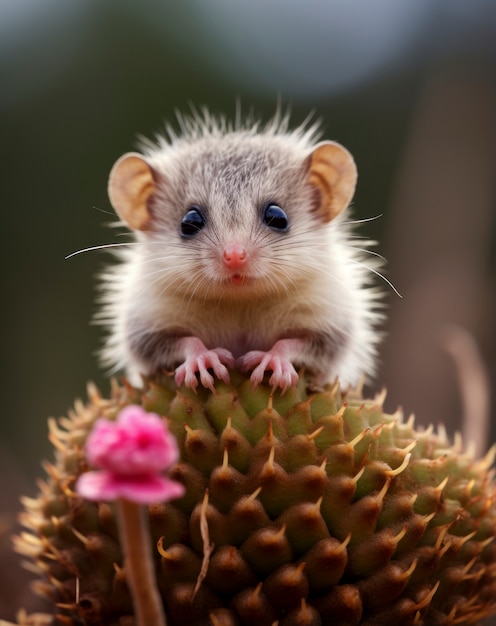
[{"x1": 14, "y1": 371, "x2": 496, "y2": 626}]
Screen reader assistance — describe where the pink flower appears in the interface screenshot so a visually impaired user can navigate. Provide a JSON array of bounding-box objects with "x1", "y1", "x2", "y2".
[{"x1": 76, "y1": 405, "x2": 185, "y2": 504}]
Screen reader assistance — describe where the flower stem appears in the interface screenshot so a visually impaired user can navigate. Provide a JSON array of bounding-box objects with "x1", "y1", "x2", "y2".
[{"x1": 117, "y1": 498, "x2": 166, "y2": 626}]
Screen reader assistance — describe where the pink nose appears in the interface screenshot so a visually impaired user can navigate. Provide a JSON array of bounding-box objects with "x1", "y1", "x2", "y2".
[{"x1": 223, "y1": 243, "x2": 247, "y2": 269}]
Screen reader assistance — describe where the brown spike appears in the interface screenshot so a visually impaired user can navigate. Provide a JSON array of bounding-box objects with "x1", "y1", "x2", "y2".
[
  {"x1": 307, "y1": 425, "x2": 324, "y2": 441},
  {"x1": 479, "y1": 536, "x2": 495, "y2": 550},
  {"x1": 436, "y1": 475, "x2": 450, "y2": 493},
  {"x1": 385, "y1": 453, "x2": 411, "y2": 478},
  {"x1": 19, "y1": 495, "x2": 42, "y2": 511},
  {"x1": 71, "y1": 527, "x2": 90, "y2": 548},
  {"x1": 313, "y1": 583, "x2": 362, "y2": 623},
  {"x1": 456, "y1": 530, "x2": 477, "y2": 549},
  {"x1": 424, "y1": 424, "x2": 435, "y2": 438},
  {"x1": 381, "y1": 420, "x2": 398, "y2": 434},
  {"x1": 278, "y1": 597, "x2": 319, "y2": 626},
  {"x1": 54, "y1": 616, "x2": 74, "y2": 626},
  {"x1": 434, "y1": 523, "x2": 452, "y2": 550},
  {"x1": 465, "y1": 478, "x2": 476, "y2": 499},
  {"x1": 274, "y1": 524, "x2": 287, "y2": 542},
  {"x1": 209, "y1": 608, "x2": 239, "y2": 626},
  {"x1": 392, "y1": 525, "x2": 408, "y2": 546},
  {"x1": 48, "y1": 574, "x2": 67, "y2": 593},
  {"x1": 402, "y1": 439, "x2": 418, "y2": 455},
  {"x1": 405, "y1": 413, "x2": 415, "y2": 429},
  {"x1": 232, "y1": 582, "x2": 279, "y2": 625},
  {"x1": 474, "y1": 444, "x2": 496, "y2": 471},
  {"x1": 413, "y1": 580, "x2": 440, "y2": 611},
  {"x1": 42, "y1": 461, "x2": 61, "y2": 483},
  {"x1": 19, "y1": 560, "x2": 44, "y2": 575},
  {"x1": 402, "y1": 558, "x2": 418, "y2": 581},
  {"x1": 377, "y1": 477, "x2": 392, "y2": 503},
  {"x1": 372, "y1": 424, "x2": 384, "y2": 438},
  {"x1": 461, "y1": 556, "x2": 477, "y2": 577},
  {"x1": 264, "y1": 419, "x2": 276, "y2": 447},
  {"x1": 349, "y1": 428, "x2": 370, "y2": 449},
  {"x1": 438, "y1": 540, "x2": 453, "y2": 560},
  {"x1": 462, "y1": 440, "x2": 476, "y2": 461},
  {"x1": 157, "y1": 537, "x2": 173, "y2": 559},
  {"x1": 373, "y1": 388, "x2": 387, "y2": 406},
  {"x1": 262, "y1": 446, "x2": 276, "y2": 476},
  {"x1": 86, "y1": 381, "x2": 101, "y2": 403},
  {"x1": 423, "y1": 511, "x2": 436, "y2": 525},
  {"x1": 241, "y1": 524, "x2": 291, "y2": 577},
  {"x1": 20, "y1": 540, "x2": 44, "y2": 566},
  {"x1": 352, "y1": 466, "x2": 365, "y2": 485},
  {"x1": 73, "y1": 398, "x2": 85, "y2": 414},
  {"x1": 55, "y1": 602, "x2": 78, "y2": 610},
  {"x1": 113, "y1": 562, "x2": 125, "y2": 578},
  {"x1": 47, "y1": 418, "x2": 68, "y2": 451},
  {"x1": 248, "y1": 486, "x2": 262, "y2": 502},
  {"x1": 263, "y1": 563, "x2": 309, "y2": 610}
]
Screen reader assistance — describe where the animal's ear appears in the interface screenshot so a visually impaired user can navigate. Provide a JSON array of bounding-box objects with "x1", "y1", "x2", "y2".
[
  {"x1": 108, "y1": 153, "x2": 156, "y2": 231},
  {"x1": 306, "y1": 141, "x2": 357, "y2": 222}
]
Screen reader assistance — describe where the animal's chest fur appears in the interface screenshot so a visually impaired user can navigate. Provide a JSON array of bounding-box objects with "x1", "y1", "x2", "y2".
[{"x1": 155, "y1": 293, "x2": 324, "y2": 357}]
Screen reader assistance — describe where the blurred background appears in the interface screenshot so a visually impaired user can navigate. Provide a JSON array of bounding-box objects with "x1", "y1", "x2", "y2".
[{"x1": 1, "y1": 0, "x2": 495, "y2": 620}]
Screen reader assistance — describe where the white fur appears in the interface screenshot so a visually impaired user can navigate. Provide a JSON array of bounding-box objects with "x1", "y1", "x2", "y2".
[{"x1": 97, "y1": 110, "x2": 384, "y2": 388}]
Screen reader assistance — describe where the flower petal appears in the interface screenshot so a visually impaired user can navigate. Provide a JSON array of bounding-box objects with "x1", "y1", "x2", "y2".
[
  {"x1": 78, "y1": 406, "x2": 184, "y2": 504},
  {"x1": 76, "y1": 471, "x2": 185, "y2": 504},
  {"x1": 116, "y1": 476, "x2": 186, "y2": 504},
  {"x1": 76, "y1": 471, "x2": 121, "y2": 501},
  {"x1": 84, "y1": 405, "x2": 179, "y2": 475}
]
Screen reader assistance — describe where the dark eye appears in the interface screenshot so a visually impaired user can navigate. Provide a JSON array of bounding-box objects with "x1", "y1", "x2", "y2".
[
  {"x1": 263, "y1": 203, "x2": 289, "y2": 232},
  {"x1": 180, "y1": 207, "x2": 205, "y2": 237}
]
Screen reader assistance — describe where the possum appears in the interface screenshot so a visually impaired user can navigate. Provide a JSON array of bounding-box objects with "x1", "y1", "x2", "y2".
[{"x1": 95, "y1": 110, "x2": 384, "y2": 392}]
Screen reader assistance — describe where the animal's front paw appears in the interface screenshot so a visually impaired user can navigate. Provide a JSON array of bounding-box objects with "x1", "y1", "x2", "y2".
[
  {"x1": 175, "y1": 339, "x2": 234, "y2": 392},
  {"x1": 238, "y1": 344, "x2": 299, "y2": 393}
]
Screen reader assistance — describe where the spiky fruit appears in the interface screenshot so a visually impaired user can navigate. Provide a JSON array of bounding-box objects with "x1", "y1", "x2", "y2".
[{"x1": 15, "y1": 372, "x2": 496, "y2": 626}]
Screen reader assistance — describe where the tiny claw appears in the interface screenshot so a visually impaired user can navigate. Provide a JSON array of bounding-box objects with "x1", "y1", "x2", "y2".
[
  {"x1": 175, "y1": 363, "x2": 199, "y2": 393},
  {"x1": 269, "y1": 368, "x2": 295, "y2": 395},
  {"x1": 174, "y1": 340, "x2": 234, "y2": 391},
  {"x1": 174, "y1": 365, "x2": 186, "y2": 388},
  {"x1": 199, "y1": 370, "x2": 216, "y2": 392},
  {"x1": 237, "y1": 350, "x2": 266, "y2": 373},
  {"x1": 250, "y1": 361, "x2": 268, "y2": 388},
  {"x1": 240, "y1": 343, "x2": 299, "y2": 392}
]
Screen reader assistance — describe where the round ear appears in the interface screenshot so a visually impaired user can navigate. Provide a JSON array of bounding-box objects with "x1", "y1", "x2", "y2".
[
  {"x1": 307, "y1": 141, "x2": 358, "y2": 222},
  {"x1": 108, "y1": 153, "x2": 156, "y2": 231}
]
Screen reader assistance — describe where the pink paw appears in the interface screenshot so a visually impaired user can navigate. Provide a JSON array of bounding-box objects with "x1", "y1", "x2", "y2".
[
  {"x1": 175, "y1": 341, "x2": 234, "y2": 392},
  {"x1": 238, "y1": 349, "x2": 298, "y2": 393}
]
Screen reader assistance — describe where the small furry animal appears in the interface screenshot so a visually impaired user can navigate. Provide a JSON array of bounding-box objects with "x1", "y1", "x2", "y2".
[{"x1": 97, "y1": 110, "x2": 383, "y2": 392}]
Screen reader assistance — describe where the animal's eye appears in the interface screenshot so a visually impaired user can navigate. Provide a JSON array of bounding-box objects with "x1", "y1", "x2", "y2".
[
  {"x1": 180, "y1": 207, "x2": 205, "y2": 237},
  {"x1": 263, "y1": 203, "x2": 289, "y2": 232}
]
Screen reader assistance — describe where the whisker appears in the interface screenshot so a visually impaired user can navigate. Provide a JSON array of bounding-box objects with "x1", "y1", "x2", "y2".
[
  {"x1": 348, "y1": 259, "x2": 402, "y2": 298},
  {"x1": 341, "y1": 213, "x2": 383, "y2": 226},
  {"x1": 65, "y1": 242, "x2": 140, "y2": 259},
  {"x1": 67, "y1": 238, "x2": 196, "y2": 260},
  {"x1": 346, "y1": 246, "x2": 387, "y2": 263},
  {"x1": 92, "y1": 205, "x2": 116, "y2": 217},
  {"x1": 115, "y1": 231, "x2": 135, "y2": 238}
]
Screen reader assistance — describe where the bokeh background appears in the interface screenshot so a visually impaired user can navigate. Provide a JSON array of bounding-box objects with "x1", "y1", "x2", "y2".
[{"x1": 1, "y1": 0, "x2": 495, "y2": 620}]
